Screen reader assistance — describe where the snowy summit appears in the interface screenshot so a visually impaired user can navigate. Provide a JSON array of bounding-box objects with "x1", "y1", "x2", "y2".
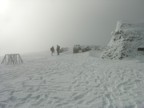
[{"x1": 0, "y1": 51, "x2": 144, "y2": 108}]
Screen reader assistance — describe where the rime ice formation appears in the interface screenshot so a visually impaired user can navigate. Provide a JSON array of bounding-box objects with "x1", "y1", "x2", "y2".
[{"x1": 101, "y1": 21, "x2": 144, "y2": 59}]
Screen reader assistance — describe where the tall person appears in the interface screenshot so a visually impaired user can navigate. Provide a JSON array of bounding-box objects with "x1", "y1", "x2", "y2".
[{"x1": 56, "y1": 45, "x2": 60, "y2": 55}]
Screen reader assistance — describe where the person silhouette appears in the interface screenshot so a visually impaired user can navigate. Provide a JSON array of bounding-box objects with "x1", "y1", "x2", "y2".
[
  {"x1": 50, "y1": 46, "x2": 55, "y2": 56},
  {"x1": 56, "y1": 45, "x2": 60, "y2": 55}
]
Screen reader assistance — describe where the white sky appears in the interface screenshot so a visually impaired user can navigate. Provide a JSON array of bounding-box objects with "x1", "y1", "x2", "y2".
[{"x1": 0, "y1": 0, "x2": 144, "y2": 54}]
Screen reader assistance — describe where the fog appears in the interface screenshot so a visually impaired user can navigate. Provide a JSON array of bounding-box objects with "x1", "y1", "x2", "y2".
[{"x1": 0, "y1": 0, "x2": 144, "y2": 54}]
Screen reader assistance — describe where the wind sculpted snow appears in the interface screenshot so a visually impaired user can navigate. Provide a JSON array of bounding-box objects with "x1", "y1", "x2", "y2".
[{"x1": 0, "y1": 52, "x2": 144, "y2": 108}]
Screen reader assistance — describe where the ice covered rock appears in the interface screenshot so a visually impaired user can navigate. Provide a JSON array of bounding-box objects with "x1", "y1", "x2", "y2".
[
  {"x1": 73, "y1": 45, "x2": 100, "y2": 53},
  {"x1": 101, "y1": 21, "x2": 144, "y2": 59}
]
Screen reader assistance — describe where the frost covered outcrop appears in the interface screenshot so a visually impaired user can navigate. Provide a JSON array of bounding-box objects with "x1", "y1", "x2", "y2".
[
  {"x1": 73, "y1": 45, "x2": 101, "y2": 53},
  {"x1": 101, "y1": 21, "x2": 144, "y2": 59}
]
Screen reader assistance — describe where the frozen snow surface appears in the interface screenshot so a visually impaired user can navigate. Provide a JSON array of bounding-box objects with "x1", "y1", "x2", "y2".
[
  {"x1": 101, "y1": 21, "x2": 144, "y2": 59},
  {"x1": 0, "y1": 51, "x2": 144, "y2": 108}
]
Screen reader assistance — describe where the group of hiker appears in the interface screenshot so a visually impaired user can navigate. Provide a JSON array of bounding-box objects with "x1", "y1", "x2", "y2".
[{"x1": 50, "y1": 45, "x2": 60, "y2": 56}]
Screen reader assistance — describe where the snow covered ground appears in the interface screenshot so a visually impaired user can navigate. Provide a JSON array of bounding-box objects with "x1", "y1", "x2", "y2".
[{"x1": 0, "y1": 51, "x2": 144, "y2": 108}]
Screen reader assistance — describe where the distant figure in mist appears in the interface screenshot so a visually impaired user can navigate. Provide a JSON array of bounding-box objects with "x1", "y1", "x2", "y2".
[
  {"x1": 50, "y1": 46, "x2": 55, "y2": 56},
  {"x1": 56, "y1": 45, "x2": 60, "y2": 55}
]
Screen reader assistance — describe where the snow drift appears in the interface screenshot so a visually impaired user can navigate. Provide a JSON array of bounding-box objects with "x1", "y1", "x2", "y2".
[{"x1": 101, "y1": 21, "x2": 144, "y2": 59}]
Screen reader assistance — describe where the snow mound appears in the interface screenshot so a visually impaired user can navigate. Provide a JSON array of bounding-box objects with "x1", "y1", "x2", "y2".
[{"x1": 101, "y1": 21, "x2": 144, "y2": 59}]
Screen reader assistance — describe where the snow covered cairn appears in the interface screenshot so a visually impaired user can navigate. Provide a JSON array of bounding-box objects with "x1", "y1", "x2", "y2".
[{"x1": 101, "y1": 21, "x2": 144, "y2": 59}]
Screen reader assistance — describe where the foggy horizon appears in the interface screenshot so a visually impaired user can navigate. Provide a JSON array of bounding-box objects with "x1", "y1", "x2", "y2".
[{"x1": 1, "y1": 0, "x2": 144, "y2": 54}]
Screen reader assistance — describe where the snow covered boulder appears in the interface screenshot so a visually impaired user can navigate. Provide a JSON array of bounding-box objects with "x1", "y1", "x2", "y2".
[
  {"x1": 101, "y1": 21, "x2": 144, "y2": 59},
  {"x1": 73, "y1": 45, "x2": 101, "y2": 53},
  {"x1": 73, "y1": 45, "x2": 91, "y2": 53}
]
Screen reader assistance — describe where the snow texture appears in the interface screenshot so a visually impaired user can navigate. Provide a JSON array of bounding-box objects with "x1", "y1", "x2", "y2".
[
  {"x1": 101, "y1": 21, "x2": 144, "y2": 59},
  {"x1": 0, "y1": 52, "x2": 144, "y2": 108}
]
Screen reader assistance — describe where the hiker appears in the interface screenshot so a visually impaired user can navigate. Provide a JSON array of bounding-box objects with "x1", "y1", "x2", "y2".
[
  {"x1": 50, "y1": 46, "x2": 55, "y2": 56},
  {"x1": 56, "y1": 45, "x2": 60, "y2": 55}
]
